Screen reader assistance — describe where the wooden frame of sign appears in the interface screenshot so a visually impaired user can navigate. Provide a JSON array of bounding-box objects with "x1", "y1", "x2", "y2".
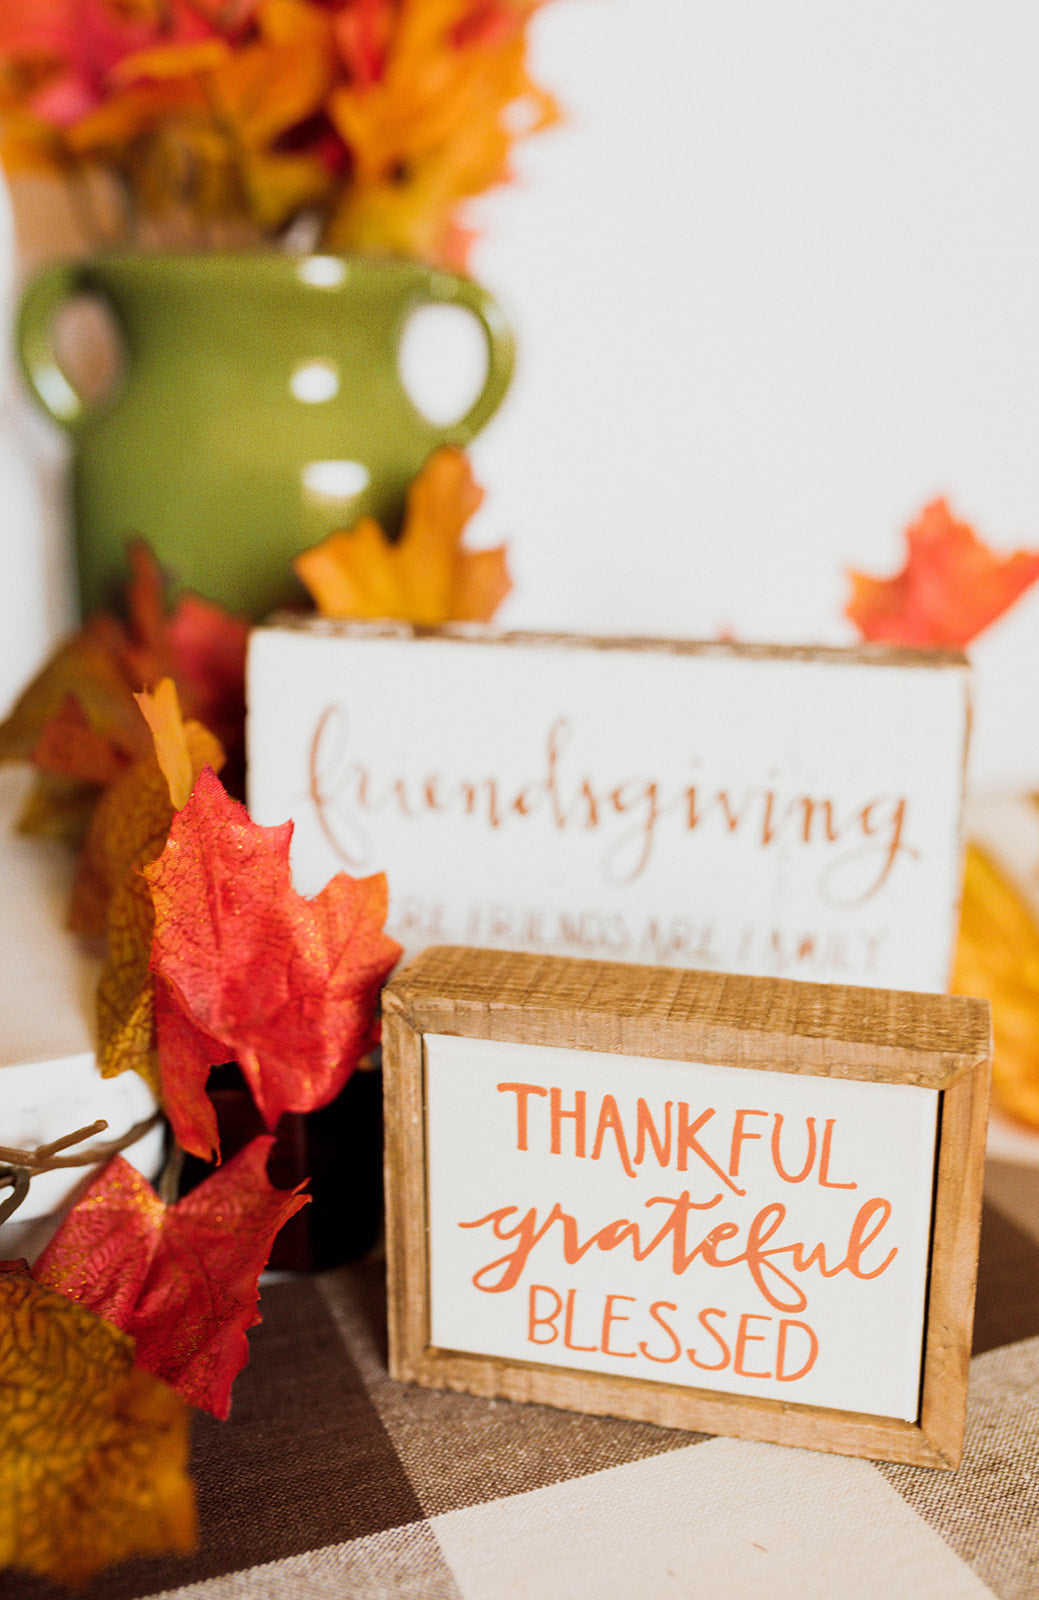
[{"x1": 382, "y1": 946, "x2": 992, "y2": 1469}]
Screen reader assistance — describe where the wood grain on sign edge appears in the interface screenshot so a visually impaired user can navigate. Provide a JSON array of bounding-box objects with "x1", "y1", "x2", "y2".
[
  {"x1": 385, "y1": 947, "x2": 991, "y2": 1087},
  {"x1": 381, "y1": 947, "x2": 992, "y2": 1471},
  {"x1": 257, "y1": 618, "x2": 970, "y2": 676}
]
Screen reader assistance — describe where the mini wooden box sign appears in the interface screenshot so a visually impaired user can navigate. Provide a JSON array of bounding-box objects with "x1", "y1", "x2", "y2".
[
  {"x1": 246, "y1": 625, "x2": 970, "y2": 993},
  {"x1": 382, "y1": 946, "x2": 992, "y2": 1469}
]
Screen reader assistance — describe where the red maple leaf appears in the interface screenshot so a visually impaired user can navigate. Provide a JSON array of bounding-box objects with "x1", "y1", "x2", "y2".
[
  {"x1": 147, "y1": 768, "x2": 402, "y2": 1162},
  {"x1": 846, "y1": 498, "x2": 1039, "y2": 647},
  {"x1": 1, "y1": 541, "x2": 247, "y2": 790},
  {"x1": 33, "y1": 1140, "x2": 307, "y2": 1418},
  {"x1": 121, "y1": 541, "x2": 249, "y2": 786}
]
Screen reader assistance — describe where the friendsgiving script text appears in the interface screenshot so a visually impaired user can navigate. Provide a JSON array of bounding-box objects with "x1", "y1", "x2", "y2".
[{"x1": 307, "y1": 707, "x2": 915, "y2": 902}]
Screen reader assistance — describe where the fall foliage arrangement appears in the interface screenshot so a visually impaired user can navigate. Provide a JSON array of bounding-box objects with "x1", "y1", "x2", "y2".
[
  {"x1": 2, "y1": 9, "x2": 1039, "y2": 1556},
  {"x1": 0, "y1": 546, "x2": 404, "y2": 1583},
  {"x1": 0, "y1": 0, "x2": 545, "y2": 1567},
  {"x1": 0, "y1": 0, "x2": 560, "y2": 263},
  {"x1": 0, "y1": 412, "x2": 519, "y2": 1583},
  {"x1": 4, "y1": 492, "x2": 1039, "y2": 1583}
]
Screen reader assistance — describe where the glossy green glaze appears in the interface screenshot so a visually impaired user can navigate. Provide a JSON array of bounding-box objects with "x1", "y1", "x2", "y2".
[{"x1": 16, "y1": 252, "x2": 515, "y2": 619}]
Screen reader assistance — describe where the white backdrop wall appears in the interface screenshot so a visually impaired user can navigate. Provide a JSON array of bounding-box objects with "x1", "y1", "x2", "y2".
[
  {"x1": 2, "y1": 0, "x2": 1038, "y2": 790},
  {"x1": 468, "y1": 0, "x2": 1039, "y2": 792},
  {"x1": 0, "y1": 176, "x2": 76, "y2": 720}
]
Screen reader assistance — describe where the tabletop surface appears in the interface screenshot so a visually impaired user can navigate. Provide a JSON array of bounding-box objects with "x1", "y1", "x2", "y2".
[{"x1": 4, "y1": 1155, "x2": 1039, "y2": 1600}]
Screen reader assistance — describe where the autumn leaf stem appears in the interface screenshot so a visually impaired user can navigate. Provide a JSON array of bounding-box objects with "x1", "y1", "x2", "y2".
[
  {"x1": 0, "y1": 1118, "x2": 109, "y2": 1169},
  {"x1": 158, "y1": 1140, "x2": 185, "y2": 1207},
  {"x1": 0, "y1": 1112, "x2": 165, "y2": 1226}
]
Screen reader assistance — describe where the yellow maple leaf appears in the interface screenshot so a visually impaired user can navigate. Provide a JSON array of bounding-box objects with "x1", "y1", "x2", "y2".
[
  {"x1": 91, "y1": 682, "x2": 224, "y2": 1089},
  {"x1": 111, "y1": 38, "x2": 232, "y2": 85},
  {"x1": 953, "y1": 842, "x2": 1039, "y2": 1127},
  {"x1": 294, "y1": 446, "x2": 511, "y2": 625},
  {"x1": 200, "y1": 1, "x2": 338, "y2": 229},
  {"x1": 53, "y1": 0, "x2": 336, "y2": 237},
  {"x1": 0, "y1": 0, "x2": 561, "y2": 255},
  {"x1": 135, "y1": 677, "x2": 213, "y2": 811},
  {"x1": 325, "y1": 0, "x2": 559, "y2": 264},
  {"x1": 0, "y1": 1265, "x2": 196, "y2": 1588}
]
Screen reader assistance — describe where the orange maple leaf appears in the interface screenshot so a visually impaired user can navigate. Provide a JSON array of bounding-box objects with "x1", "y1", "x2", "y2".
[
  {"x1": 325, "y1": 0, "x2": 560, "y2": 266},
  {"x1": 147, "y1": 768, "x2": 402, "y2": 1162},
  {"x1": 0, "y1": 0, "x2": 560, "y2": 261},
  {"x1": 294, "y1": 445, "x2": 511, "y2": 624},
  {"x1": 846, "y1": 498, "x2": 1039, "y2": 647},
  {"x1": 0, "y1": 1262, "x2": 196, "y2": 1587},
  {"x1": 0, "y1": 624, "x2": 154, "y2": 849},
  {"x1": 87, "y1": 682, "x2": 224, "y2": 1092},
  {"x1": 0, "y1": 540, "x2": 248, "y2": 844},
  {"x1": 35, "y1": 1141, "x2": 308, "y2": 1419}
]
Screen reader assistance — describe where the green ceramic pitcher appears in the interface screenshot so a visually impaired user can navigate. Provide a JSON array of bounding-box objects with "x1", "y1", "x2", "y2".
[{"x1": 16, "y1": 252, "x2": 515, "y2": 619}]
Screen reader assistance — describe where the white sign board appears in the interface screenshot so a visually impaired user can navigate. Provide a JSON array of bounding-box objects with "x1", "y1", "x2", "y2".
[
  {"x1": 247, "y1": 626, "x2": 969, "y2": 990},
  {"x1": 382, "y1": 948, "x2": 992, "y2": 1468},
  {"x1": 426, "y1": 1033, "x2": 937, "y2": 1421}
]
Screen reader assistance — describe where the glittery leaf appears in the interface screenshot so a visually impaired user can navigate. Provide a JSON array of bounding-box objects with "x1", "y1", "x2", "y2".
[
  {"x1": 0, "y1": 1263, "x2": 196, "y2": 1587},
  {"x1": 87, "y1": 691, "x2": 224, "y2": 1091},
  {"x1": 147, "y1": 767, "x2": 401, "y2": 1160},
  {"x1": 34, "y1": 1142, "x2": 308, "y2": 1418}
]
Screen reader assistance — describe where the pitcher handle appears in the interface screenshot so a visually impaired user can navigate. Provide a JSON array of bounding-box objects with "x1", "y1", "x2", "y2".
[
  {"x1": 423, "y1": 273, "x2": 516, "y2": 445},
  {"x1": 16, "y1": 260, "x2": 96, "y2": 432}
]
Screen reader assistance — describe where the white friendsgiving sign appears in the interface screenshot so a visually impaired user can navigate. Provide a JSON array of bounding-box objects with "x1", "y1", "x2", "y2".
[
  {"x1": 424, "y1": 1033, "x2": 937, "y2": 1421},
  {"x1": 246, "y1": 625, "x2": 969, "y2": 990}
]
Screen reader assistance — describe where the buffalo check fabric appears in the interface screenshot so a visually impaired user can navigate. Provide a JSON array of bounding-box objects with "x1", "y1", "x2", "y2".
[{"x1": 5, "y1": 1160, "x2": 1039, "y2": 1600}]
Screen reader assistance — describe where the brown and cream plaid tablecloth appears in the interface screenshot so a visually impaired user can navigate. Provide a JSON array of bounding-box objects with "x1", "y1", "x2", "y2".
[{"x1": 4, "y1": 1155, "x2": 1039, "y2": 1600}]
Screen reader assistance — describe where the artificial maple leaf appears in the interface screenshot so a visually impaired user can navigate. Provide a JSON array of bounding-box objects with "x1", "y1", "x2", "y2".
[
  {"x1": 0, "y1": 0, "x2": 561, "y2": 260},
  {"x1": 119, "y1": 539, "x2": 250, "y2": 784},
  {"x1": 325, "y1": 0, "x2": 559, "y2": 266},
  {"x1": 0, "y1": 539, "x2": 249, "y2": 842},
  {"x1": 163, "y1": 587, "x2": 250, "y2": 764},
  {"x1": 450, "y1": 543, "x2": 514, "y2": 622},
  {"x1": 34, "y1": 1140, "x2": 307, "y2": 1419},
  {"x1": 295, "y1": 445, "x2": 511, "y2": 624},
  {"x1": 0, "y1": 1262, "x2": 196, "y2": 1587},
  {"x1": 136, "y1": 675, "x2": 208, "y2": 810},
  {"x1": 953, "y1": 843, "x2": 1039, "y2": 1128},
  {"x1": 86, "y1": 683, "x2": 224, "y2": 1090},
  {"x1": 0, "y1": 0, "x2": 226, "y2": 128},
  {"x1": 147, "y1": 767, "x2": 401, "y2": 1161},
  {"x1": 847, "y1": 497, "x2": 1039, "y2": 647},
  {"x1": 7, "y1": 771, "x2": 103, "y2": 848},
  {"x1": 0, "y1": 622, "x2": 152, "y2": 803},
  {"x1": 81, "y1": 0, "x2": 339, "y2": 235},
  {"x1": 333, "y1": 0, "x2": 396, "y2": 86},
  {"x1": 28, "y1": 691, "x2": 134, "y2": 787},
  {"x1": 201, "y1": 0, "x2": 338, "y2": 229}
]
